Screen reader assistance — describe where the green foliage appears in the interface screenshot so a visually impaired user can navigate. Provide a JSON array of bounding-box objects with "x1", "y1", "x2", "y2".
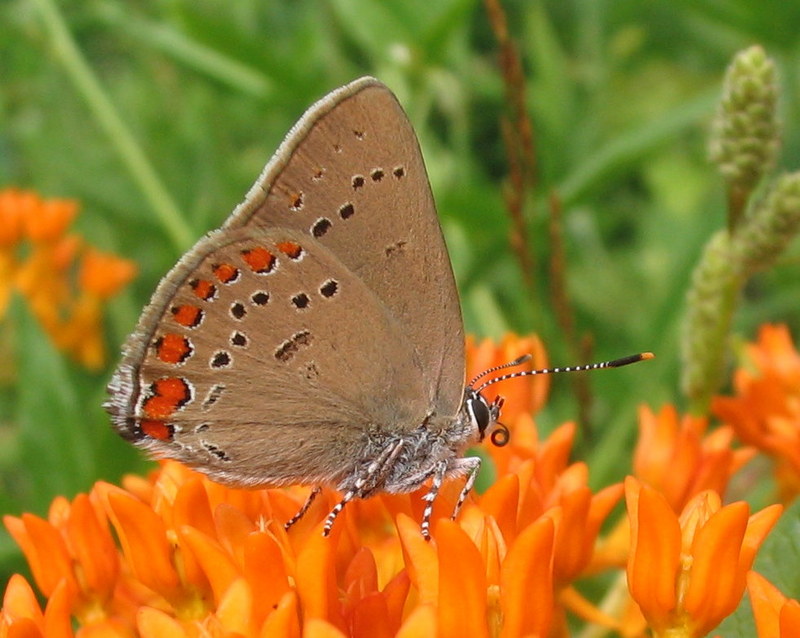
[{"x1": 3, "y1": 0, "x2": 800, "y2": 620}]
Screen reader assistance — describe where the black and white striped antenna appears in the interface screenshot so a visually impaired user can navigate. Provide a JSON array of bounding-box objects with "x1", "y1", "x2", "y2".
[{"x1": 473, "y1": 352, "x2": 654, "y2": 393}]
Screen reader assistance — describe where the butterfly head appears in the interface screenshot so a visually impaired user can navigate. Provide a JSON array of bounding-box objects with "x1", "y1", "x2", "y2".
[{"x1": 464, "y1": 388, "x2": 509, "y2": 447}]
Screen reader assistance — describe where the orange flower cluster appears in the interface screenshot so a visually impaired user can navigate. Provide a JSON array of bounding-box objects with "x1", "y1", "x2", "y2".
[
  {"x1": 0, "y1": 335, "x2": 793, "y2": 637},
  {"x1": 633, "y1": 404, "x2": 756, "y2": 512},
  {"x1": 713, "y1": 323, "x2": 800, "y2": 502},
  {"x1": 0, "y1": 189, "x2": 135, "y2": 369},
  {"x1": 626, "y1": 479, "x2": 781, "y2": 637}
]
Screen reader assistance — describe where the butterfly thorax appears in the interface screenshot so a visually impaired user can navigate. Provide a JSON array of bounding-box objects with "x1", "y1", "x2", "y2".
[{"x1": 338, "y1": 390, "x2": 497, "y2": 497}]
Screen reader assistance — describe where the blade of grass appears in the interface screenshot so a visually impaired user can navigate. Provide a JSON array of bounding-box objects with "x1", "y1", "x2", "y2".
[
  {"x1": 95, "y1": 4, "x2": 275, "y2": 101},
  {"x1": 28, "y1": 0, "x2": 193, "y2": 251}
]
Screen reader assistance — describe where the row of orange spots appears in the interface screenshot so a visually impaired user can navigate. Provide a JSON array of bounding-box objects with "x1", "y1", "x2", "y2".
[{"x1": 167, "y1": 241, "x2": 305, "y2": 332}]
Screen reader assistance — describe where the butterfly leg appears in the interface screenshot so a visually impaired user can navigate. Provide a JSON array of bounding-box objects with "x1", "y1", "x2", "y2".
[
  {"x1": 323, "y1": 440, "x2": 406, "y2": 536},
  {"x1": 420, "y1": 460, "x2": 449, "y2": 541},
  {"x1": 285, "y1": 486, "x2": 322, "y2": 531},
  {"x1": 449, "y1": 456, "x2": 481, "y2": 520}
]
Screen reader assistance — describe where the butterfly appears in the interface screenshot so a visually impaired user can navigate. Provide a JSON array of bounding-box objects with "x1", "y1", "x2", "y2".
[{"x1": 106, "y1": 77, "x2": 650, "y2": 539}]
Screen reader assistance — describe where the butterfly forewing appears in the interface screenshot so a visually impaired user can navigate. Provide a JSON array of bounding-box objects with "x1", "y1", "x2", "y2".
[{"x1": 226, "y1": 79, "x2": 465, "y2": 419}]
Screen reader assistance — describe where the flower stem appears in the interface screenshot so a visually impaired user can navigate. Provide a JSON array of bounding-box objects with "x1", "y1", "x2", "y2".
[{"x1": 28, "y1": 0, "x2": 194, "y2": 252}]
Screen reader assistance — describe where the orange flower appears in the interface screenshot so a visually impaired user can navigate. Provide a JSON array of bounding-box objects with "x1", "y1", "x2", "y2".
[
  {"x1": 633, "y1": 404, "x2": 756, "y2": 511},
  {"x1": 79, "y1": 247, "x2": 137, "y2": 299},
  {"x1": 0, "y1": 188, "x2": 135, "y2": 369},
  {"x1": 747, "y1": 571, "x2": 800, "y2": 637},
  {"x1": 712, "y1": 324, "x2": 800, "y2": 501},
  {"x1": 1, "y1": 376, "x2": 640, "y2": 638},
  {"x1": 625, "y1": 477, "x2": 782, "y2": 637},
  {"x1": 1, "y1": 433, "x2": 626, "y2": 638},
  {"x1": 2, "y1": 328, "x2": 785, "y2": 636}
]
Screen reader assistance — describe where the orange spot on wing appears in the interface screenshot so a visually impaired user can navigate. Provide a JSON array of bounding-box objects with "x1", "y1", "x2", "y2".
[
  {"x1": 143, "y1": 378, "x2": 191, "y2": 419},
  {"x1": 241, "y1": 247, "x2": 276, "y2": 274},
  {"x1": 213, "y1": 263, "x2": 240, "y2": 283},
  {"x1": 154, "y1": 377, "x2": 191, "y2": 401},
  {"x1": 141, "y1": 419, "x2": 173, "y2": 441},
  {"x1": 143, "y1": 396, "x2": 177, "y2": 419},
  {"x1": 277, "y1": 241, "x2": 303, "y2": 260},
  {"x1": 155, "y1": 334, "x2": 192, "y2": 364},
  {"x1": 171, "y1": 305, "x2": 203, "y2": 328},
  {"x1": 190, "y1": 279, "x2": 217, "y2": 300}
]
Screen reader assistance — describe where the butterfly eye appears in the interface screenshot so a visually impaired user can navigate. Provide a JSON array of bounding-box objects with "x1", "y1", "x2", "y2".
[{"x1": 465, "y1": 390, "x2": 492, "y2": 440}]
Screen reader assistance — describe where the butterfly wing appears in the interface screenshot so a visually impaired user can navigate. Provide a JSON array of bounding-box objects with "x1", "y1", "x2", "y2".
[
  {"x1": 107, "y1": 227, "x2": 429, "y2": 487},
  {"x1": 225, "y1": 78, "x2": 465, "y2": 419}
]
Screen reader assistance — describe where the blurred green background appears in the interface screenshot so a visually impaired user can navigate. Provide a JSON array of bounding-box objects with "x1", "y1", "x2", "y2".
[{"x1": 2, "y1": 0, "x2": 800, "y2": 587}]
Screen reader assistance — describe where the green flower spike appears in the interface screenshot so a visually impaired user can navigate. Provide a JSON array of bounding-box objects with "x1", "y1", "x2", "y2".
[
  {"x1": 683, "y1": 47, "x2": 800, "y2": 414},
  {"x1": 732, "y1": 172, "x2": 800, "y2": 276},
  {"x1": 709, "y1": 45, "x2": 780, "y2": 229}
]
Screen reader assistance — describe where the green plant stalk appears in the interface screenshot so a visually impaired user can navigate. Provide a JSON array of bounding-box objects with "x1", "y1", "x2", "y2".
[
  {"x1": 681, "y1": 232, "x2": 742, "y2": 414},
  {"x1": 29, "y1": 0, "x2": 194, "y2": 252}
]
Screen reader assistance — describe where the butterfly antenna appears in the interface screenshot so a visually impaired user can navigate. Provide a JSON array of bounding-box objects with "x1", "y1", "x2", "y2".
[
  {"x1": 468, "y1": 354, "x2": 532, "y2": 388},
  {"x1": 475, "y1": 352, "x2": 654, "y2": 393}
]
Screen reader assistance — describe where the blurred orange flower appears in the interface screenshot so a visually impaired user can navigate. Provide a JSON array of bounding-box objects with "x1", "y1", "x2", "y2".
[
  {"x1": 0, "y1": 188, "x2": 135, "y2": 369},
  {"x1": 713, "y1": 324, "x2": 800, "y2": 502},
  {"x1": 634, "y1": 404, "x2": 756, "y2": 512}
]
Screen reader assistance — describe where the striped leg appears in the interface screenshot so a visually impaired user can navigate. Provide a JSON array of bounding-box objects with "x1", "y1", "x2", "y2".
[
  {"x1": 323, "y1": 440, "x2": 405, "y2": 536},
  {"x1": 285, "y1": 486, "x2": 322, "y2": 531},
  {"x1": 449, "y1": 457, "x2": 481, "y2": 520},
  {"x1": 420, "y1": 461, "x2": 449, "y2": 541},
  {"x1": 322, "y1": 489, "x2": 357, "y2": 536}
]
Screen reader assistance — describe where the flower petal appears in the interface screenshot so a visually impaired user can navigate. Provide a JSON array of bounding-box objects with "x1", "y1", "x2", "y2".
[
  {"x1": 302, "y1": 618, "x2": 347, "y2": 638},
  {"x1": 382, "y1": 570, "x2": 411, "y2": 634},
  {"x1": 66, "y1": 494, "x2": 119, "y2": 602},
  {"x1": 739, "y1": 504, "x2": 783, "y2": 573},
  {"x1": 780, "y1": 600, "x2": 800, "y2": 636},
  {"x1": 396, "y1": 514, "x2": 438, "y2": 606},
  {"x1": 137, "y1": 607, "x2": 187, "y2": 638},
  {"x1": 5, "y1": 515, "x2": 75, "y2": 598},
  {"x1": 684, "y1": 501, "x2": 749, "y2": 634},
  {"x1": 177, "y1": 526, "x2": 239, "y2": 605},
  {"x1": 478, "y1": 474, "x2": 519, "y2": 542},
  {"x1": 1, "y1": 575, "x2": 43, "y2": 627},
  {"x1": 350, "y1": 593, "x2": 391, "y2": 638},
  {"x1": 435, "y1": 519, "x2": 489, "y2": 638},
  {"x1": 396, "y1": 605, "x2": 437, "y2": 638},
  {"x1": 104, "y1": 491, "x2": 180, "y2": 599},
  {"x1": 244, "y1": 531, "x2": 292, "y2": 624},
  {"x1": 260, "y1": 591, "x2": 301, "y2": 638},
  {"x1": 295, "y1": 522, "x2": 344, "y2": 630},
  {"x1": 42, "y1": 581, "x2": 73, "y2": 638},
  {"x1": 500, "y1": 516, "x2": 555, "y2": 638},
  {"x1": 216, "y1": 577, "x2": 253, "y2": 635},
  {"x1": 625, "y1": 478, "x2": 680, "y2": 628},
  {"x1": 748, "y1": 571, "x2": 786, "y2": 637}
]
